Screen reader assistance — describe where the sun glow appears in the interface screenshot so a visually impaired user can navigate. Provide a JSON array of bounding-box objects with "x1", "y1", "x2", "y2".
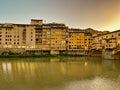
[{"x1": 103, "y1": 18, "x2": 120, "y2": 31}]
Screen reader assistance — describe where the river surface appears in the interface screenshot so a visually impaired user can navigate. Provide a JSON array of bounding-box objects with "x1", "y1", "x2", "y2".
[{"x1": 0, "y1": 57, "x2": 120, "y2": 90}]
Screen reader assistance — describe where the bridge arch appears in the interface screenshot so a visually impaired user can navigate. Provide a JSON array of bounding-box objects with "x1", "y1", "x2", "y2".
[{"x1": 113, "y1": 50, "x2": 120, "y2": 55}]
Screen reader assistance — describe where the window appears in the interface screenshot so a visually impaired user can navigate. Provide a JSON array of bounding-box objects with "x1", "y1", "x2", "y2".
[
  {"x1": 118, "y1": 33, "x2": 120, "y2": 36},
  {"x1": 112, "y1": 35, "x2": 114, "y2": 37},
  {"x1": 9, "y1": 42, "x2": 12, "y2": 45}
]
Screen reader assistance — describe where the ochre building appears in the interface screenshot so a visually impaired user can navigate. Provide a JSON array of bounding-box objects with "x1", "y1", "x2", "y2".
[{"x1": 0, "y1": 19, "x2": 93, "y2": 54}]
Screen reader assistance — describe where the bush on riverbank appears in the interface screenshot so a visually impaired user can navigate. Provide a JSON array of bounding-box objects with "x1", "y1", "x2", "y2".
[{"x1": 0, "y1": 54, "x2": 83, "y2": 58}]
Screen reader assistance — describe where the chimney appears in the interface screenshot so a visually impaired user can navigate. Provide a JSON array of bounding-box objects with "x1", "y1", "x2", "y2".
[{"x1": 31, "y1": 19, "x2": 43, "y2": 25}]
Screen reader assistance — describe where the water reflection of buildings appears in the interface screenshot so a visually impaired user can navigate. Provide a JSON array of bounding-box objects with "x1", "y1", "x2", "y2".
[
  {"x1": 2, "y1": 62, "x2": 12, "y2": 74},
  {"x1": 0, "y1": 59, "x2": 97, "y2": 84},
  {"x1": 2, "y1": 62, "x2": 13, "y2": 79},
  {"x1": 0, "y1": 59, "x2": 102, "y2": 80},
  {"x1": 0, "y1": 58, "x2": 119, "y2": 87},
  {"x1": 50, "y1": 58, "x2": 60, "y2": 62}
]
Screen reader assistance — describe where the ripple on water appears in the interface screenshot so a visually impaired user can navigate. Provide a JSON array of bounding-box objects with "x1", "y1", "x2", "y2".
[{"x1": 62, "y1": 77, "x2": 120, "y2": 90}]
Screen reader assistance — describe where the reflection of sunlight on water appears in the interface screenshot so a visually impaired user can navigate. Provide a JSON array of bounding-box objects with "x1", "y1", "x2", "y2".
[
  {"x1": 85, "y1": 62, "x2": 88, "y2": 67},
  {"x1": 63, "y1": 77, "x2": 120, "y2": 90},
  {"x1": 50, "y1": 58, "x2": 60, "y2": 62}
]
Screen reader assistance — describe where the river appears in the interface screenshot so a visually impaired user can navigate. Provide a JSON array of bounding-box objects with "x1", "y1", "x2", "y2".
[{"x1": 0, "y1": 57, "x2": 120, "y2": 90}]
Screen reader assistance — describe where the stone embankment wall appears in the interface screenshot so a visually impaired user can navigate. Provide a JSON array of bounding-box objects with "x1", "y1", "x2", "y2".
[
  {"x1": 102, "y1": 49, "x2": 120, "y2": 60},
  {"x1": 67, "y1": 50, "x2": 89, "y2": 55},
  {"x1": 0, "y1": 49, "x2": 102, "y2": 56},
  {"x1": 0, "y1": 48, "x2": 119, "y2": 60},
  {"x1": 0, "y1": 48, "x2": 25, "y2": 55},
  {"x1": 89, "y1": 50, "x2": 102, "y2": 56}
]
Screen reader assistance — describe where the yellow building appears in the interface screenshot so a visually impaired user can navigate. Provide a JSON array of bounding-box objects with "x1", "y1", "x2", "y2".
[
  {"x1": 50, "y1": 23, "x2": 68, "y2": 54},
  {"x1": 68, "y1": 29, "x2": 93, "y2": 54},
  {"x1": 84, "y1": 33, "x2": 93, "y2": 50},
  {"x1": 68, "y1": 29, "x2": 85, "y2": 50}
]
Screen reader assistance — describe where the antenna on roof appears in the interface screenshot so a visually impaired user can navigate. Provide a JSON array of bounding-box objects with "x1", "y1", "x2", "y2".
[{"x1": 44, "y1": 20, "x2": 46, "y2": 24}]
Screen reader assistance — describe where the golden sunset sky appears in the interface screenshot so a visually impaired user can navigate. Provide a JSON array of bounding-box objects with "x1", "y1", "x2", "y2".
[{"x1": 0, "y1": 0, "x2": 120, "y2": 31}]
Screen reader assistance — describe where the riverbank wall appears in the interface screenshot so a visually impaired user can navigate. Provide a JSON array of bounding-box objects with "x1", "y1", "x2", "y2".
[
  {"x1": 0, "y1": 48, "x2": 98, "y2": 55},
  {"x1": 102, "y1": 49, "x2": 120, "y2": 60},
  {"x1": 0, "y1": 48, "x2": 119, "y2": 59},
  {"x1": 0, "y1": 48, "x2": 25, "y2": 55}
]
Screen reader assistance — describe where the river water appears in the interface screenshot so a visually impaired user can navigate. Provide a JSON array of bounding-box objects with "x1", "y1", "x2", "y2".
[{"x1": 0, "y1": 57, "x2": 120, "y2": 90}]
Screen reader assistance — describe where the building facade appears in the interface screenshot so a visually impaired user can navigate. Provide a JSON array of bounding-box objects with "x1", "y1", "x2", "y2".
[
  {"x1": 68, "y1": 29, "x2": 85, "y2": 50},
  {"x1": 0, "y1": 19, "x2": 94, "y2": 54},
  {"x1": 67, "y1": 29, "x2": 93, "y2": 54},
  {"x1": 92, "y1": 30, "x2": 120, "y2": 50},
  {"x1": 0, "y1": 23, "x2": 35, "y2": 49}
]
